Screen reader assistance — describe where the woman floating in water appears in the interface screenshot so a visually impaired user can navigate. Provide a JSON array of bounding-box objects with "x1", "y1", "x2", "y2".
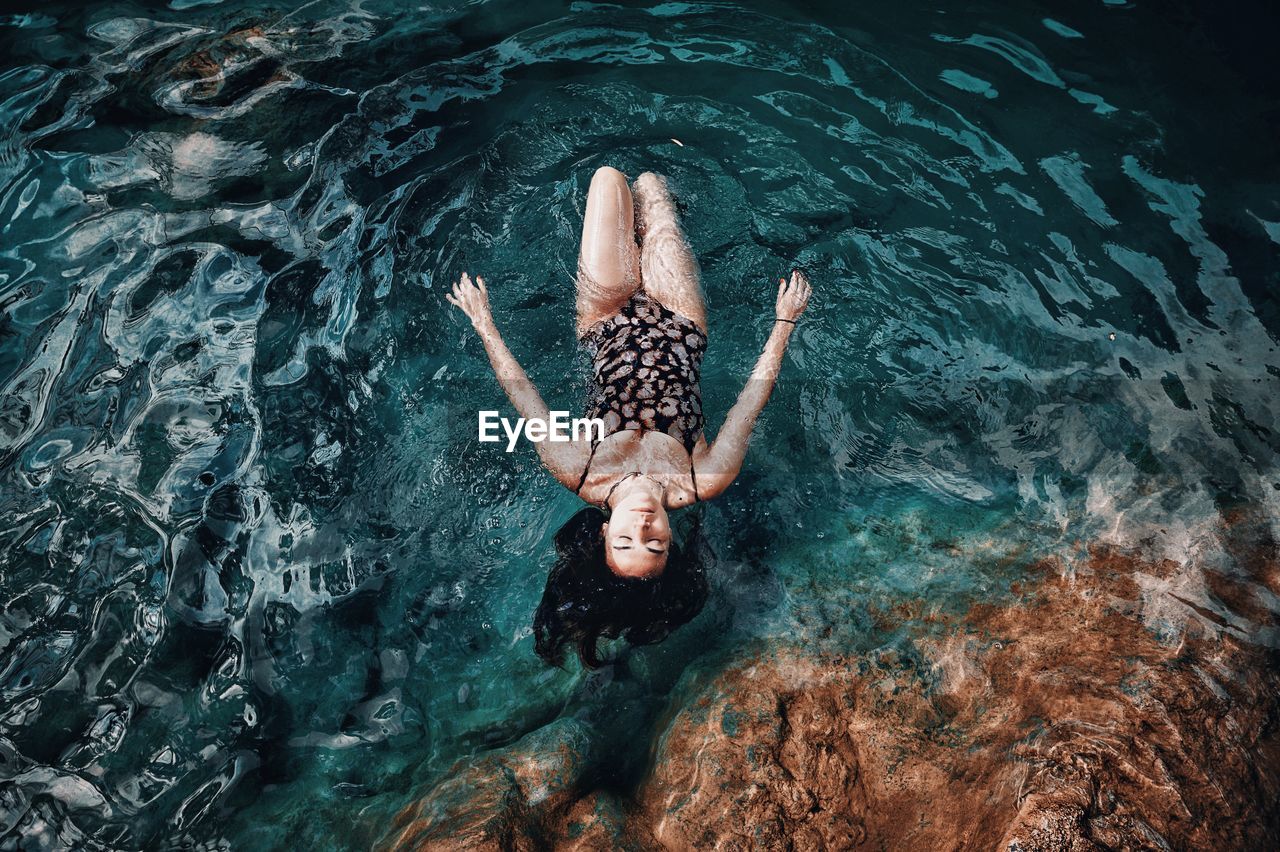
[{"x1": 447, "y1": 167, "x2": 811, "y2": 665}]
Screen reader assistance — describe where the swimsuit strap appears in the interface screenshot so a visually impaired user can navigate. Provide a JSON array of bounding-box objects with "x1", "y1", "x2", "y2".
[
  {"x1": 576, "y1": 443, "x2": 701, "y2": 506},
  {"x1": 573, "y1": 431, "x2": 698, "y2": 505},
  {"x1": 600, "y1": 470, "x2": 643, "y2": 509},
  {"x1": 573, "y1": 437, "x2": 602, "y2": 496}
]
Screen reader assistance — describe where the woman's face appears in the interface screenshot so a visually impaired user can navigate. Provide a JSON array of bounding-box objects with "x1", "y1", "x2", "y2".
[{"x1": 602, "y1": 490, "x2": 671, "y2": 578}]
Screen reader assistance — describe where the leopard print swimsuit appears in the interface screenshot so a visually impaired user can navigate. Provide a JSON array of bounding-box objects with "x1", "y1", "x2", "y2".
[{"x1": 574, "y1": 291, "x2": 707, "y2": 499}]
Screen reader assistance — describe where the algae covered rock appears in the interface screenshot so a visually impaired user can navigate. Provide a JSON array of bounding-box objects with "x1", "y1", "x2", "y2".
[
  {"x1": 639, "y1": 654, "x2": 866, "y2": 850},
  {"x1": 379, "y1": 717, "x2": 597, "y2": 851},
  {"x1": 380, "y1": 544, "x2": 1280, "y2": 850},
  {"x1": 632, "y1": 546, "x2": 1280, "y2": 850}
]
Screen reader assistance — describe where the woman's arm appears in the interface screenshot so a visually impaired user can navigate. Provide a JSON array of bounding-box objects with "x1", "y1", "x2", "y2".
[
  {"x1": 694, "y1": 269, "x2": 811, "y2": 500},
  {"x1": 446, "y1": 272, "x2": 590, "y2": 490}
]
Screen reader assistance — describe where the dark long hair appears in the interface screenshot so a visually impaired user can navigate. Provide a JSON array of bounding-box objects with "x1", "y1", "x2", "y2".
[{"x1": 533, "y1": 507, "x2": 709, "y2": 668}]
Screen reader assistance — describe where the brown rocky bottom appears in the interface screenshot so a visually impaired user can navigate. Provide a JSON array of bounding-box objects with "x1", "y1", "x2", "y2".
[{"x1": 379, "y1": 542, "x2": 1280, "y2": 851}]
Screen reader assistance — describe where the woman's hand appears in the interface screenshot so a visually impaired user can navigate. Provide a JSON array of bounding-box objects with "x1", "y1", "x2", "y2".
[
  {"x1": 697, "y1": 268, "x2": 811, "y2": 501},
  {"x1": 445, "y1": 271, "x2": 494, "y2": 330},
  {"x1": 774, "y1": 268, "x2": 811, "y2": 322},
  {"x1": 443, "y1": 269, "x2": 591, "y2": 494}
]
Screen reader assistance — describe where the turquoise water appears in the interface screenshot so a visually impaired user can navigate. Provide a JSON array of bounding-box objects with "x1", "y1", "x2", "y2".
[{"x1": 1, "y1": 0, "x2": 1277, "y2": 847}]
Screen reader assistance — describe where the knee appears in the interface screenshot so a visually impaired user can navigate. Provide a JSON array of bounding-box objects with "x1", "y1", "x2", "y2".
[
  {"x1": 591, "y1": 165, "x2": 628, "y2": 186},
  {"x1": 631, "y1": 171, "x2": 669, "y2": 201}
]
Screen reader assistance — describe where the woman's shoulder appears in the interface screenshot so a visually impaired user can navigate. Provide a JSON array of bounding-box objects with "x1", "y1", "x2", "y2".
[{"x1": 663, "y1": 477, "x2": 699, "y2": 509}]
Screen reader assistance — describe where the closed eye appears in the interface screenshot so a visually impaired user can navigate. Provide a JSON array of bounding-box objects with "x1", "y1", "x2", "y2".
[{"x1": 615, "y1": 535, "x2": 664, "y2": 555}]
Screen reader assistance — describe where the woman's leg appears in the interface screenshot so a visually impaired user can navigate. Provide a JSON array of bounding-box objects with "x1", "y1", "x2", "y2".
[
  {"x1": 576, "y1": 166, "x2": 641, "y2": 337},
  {"x1": 632, "y1": 171, "x2": 706, "y2": 332}
]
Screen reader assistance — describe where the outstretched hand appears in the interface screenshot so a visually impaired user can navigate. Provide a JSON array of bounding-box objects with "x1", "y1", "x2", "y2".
[
  {"x1": 775, "y1": 268, "x2": 811, "y2": 322},
  {"x1": 445, "y1": 271, "x2": 494, "y2": 330}
]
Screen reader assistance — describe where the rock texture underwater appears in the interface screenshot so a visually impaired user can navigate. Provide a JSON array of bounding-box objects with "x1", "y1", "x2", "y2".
[{"x1": 0, "y1": 1, "x2": 1277, "y2": 850}]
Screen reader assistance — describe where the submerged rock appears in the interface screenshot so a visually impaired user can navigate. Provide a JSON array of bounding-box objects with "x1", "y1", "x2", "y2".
[
  {"x1": 641, "y1": 546, "x2": 1279, "y2": 850},
  {"x1": 381, "y1": 541, "x2": 1280, "y2": 850},
  {"x1": 379, "y1": 717, "x2": 598, "y2": 851},
  {"x1": 551, "y1": 792, "x2": 656, "y2": 852}
]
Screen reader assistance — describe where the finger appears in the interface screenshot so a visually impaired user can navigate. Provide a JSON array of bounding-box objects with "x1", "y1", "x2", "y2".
[
  {"x1": 445, "y1": 293, "x2": 458, "y2": 307},
  {"x1": 477, "y1": 276, "x2": 487, "y2": 293}
]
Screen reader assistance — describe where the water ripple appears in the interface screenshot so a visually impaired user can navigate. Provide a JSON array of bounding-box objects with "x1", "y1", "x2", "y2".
[{"x1": 0, "y1": 1, "x2": 1276, "y2": 847}]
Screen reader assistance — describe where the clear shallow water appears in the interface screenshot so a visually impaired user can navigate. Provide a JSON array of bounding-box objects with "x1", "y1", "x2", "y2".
[{"x1": 0, "y1": 0, "x2": 1277, "y2": 848}]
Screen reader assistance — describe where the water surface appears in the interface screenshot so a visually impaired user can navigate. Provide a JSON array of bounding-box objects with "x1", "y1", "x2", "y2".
[{"x1": 1, "y1": 0, "x2": 1277, "y2": 848}]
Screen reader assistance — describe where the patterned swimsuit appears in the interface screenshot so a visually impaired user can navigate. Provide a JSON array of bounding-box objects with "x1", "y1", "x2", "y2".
[{"x1": 574, "y1": 291, "x2": 708, "y2": 498}]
